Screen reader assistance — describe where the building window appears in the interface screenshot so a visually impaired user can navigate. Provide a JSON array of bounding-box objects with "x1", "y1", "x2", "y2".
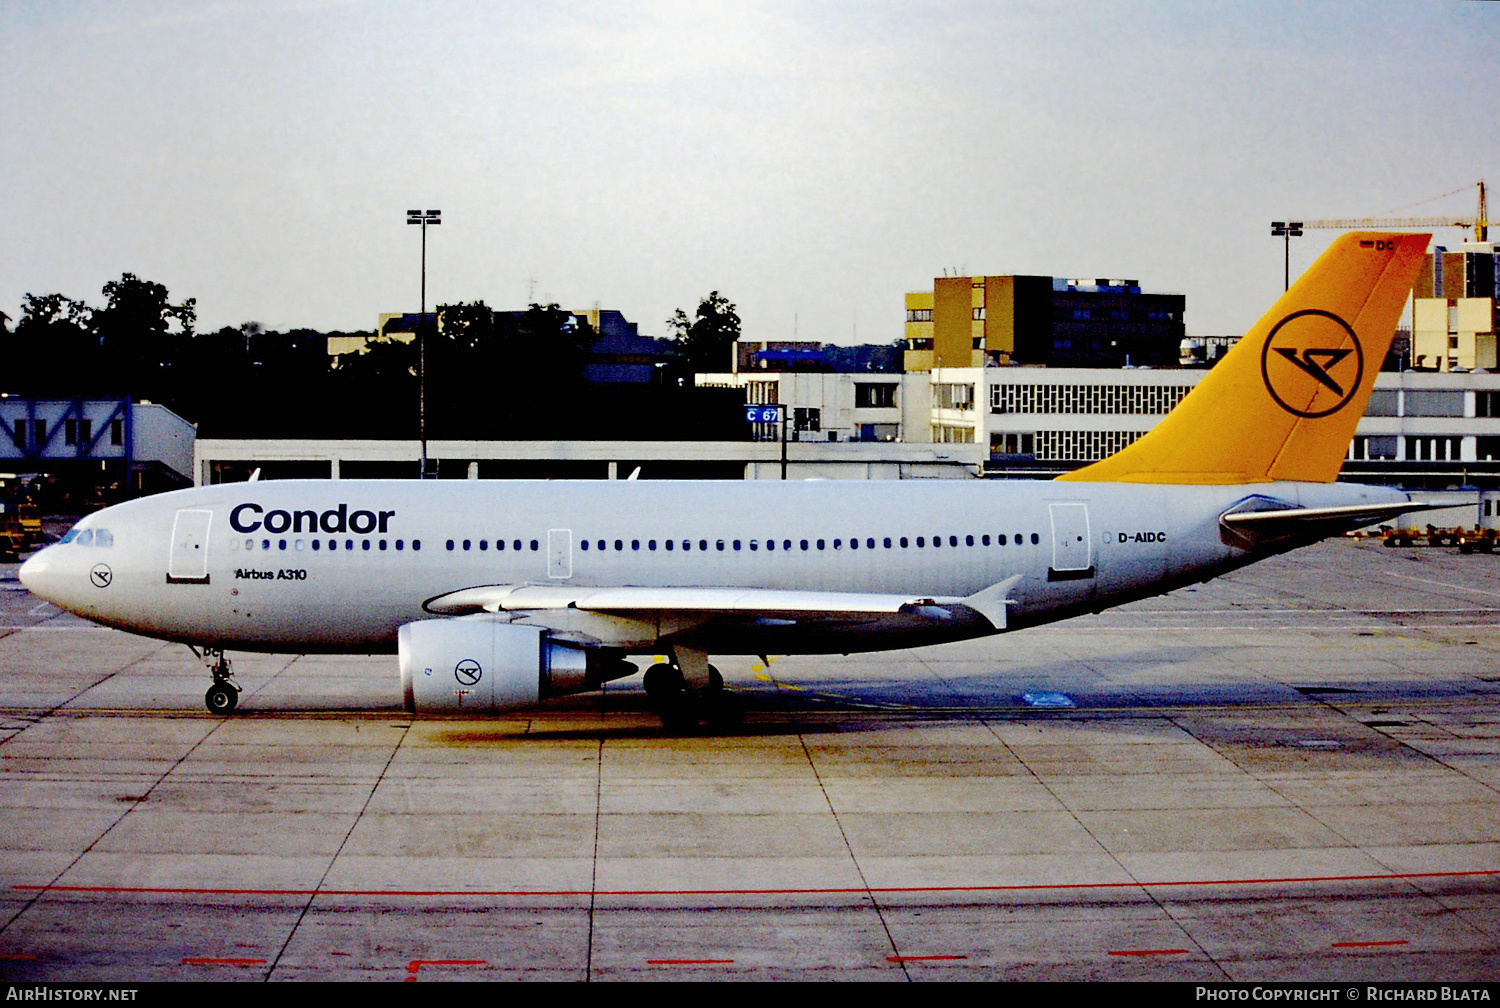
[
  {"x1": 1405, "y1": 436, "x2": 1462, "y2": 462},
  {"x1": 932, "y1": 424, "x2": 975, "y2": 444},
  {"x1": 935, "y1": 383, "x2": 974, "y2": 410},
  {"x1": 793, "y1": 407, "x2": 820, "y2": 432},
  {"x1": 1403, "y1": 390, "x2": 1465, "y2": 418},
  {"x1": 110, "y1": 420, "x2": 124, "y2": 445},
  {"x1": 1364, "y1": 390, "x2": 1400, "y2": 417},
  {"x1": 31, "y1": 420, "x2": 46, "y2": 445},
  {"x1": 855, "y1": 383, "x2": 897, "y2": 409},
  {"x1": 990, "y1": 383, "x2": 1193, "y2": 415},
  {"x1": 1352, "y1": 435, "x2": 1398, "y2": 461},
  {"x1": 747, "y1": 380, "x2": 778, "y2": 405},
  {"x1": 1023, "y1": 429, "x2": 1148, "y2": 462},
  {"x1": 856, "y1": 423, "x2": 900, "y2": 442},
  {"x1": 992, "y1": 432, "x2": 1035, "y2": 456},
  {"x1": 906, "y1": 309, "x2": 932, "y2": 322},
  {"x1": 10, "y1": 421, "x2": 22, "y2": 449}
]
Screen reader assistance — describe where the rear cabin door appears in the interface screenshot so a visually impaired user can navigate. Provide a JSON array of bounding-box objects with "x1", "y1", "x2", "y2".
[
  {"x1": 1047, "y1": 502, "x2": 1095, "y2": 581},
  {"x1": 167, "y1": 508, "x2": 213, "y2": 584}
]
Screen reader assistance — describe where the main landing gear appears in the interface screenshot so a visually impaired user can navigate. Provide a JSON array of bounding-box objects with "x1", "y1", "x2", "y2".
[
  {"x1": 192, "y1": 646, "x2": 241, "y2": 715},
  {"x1": 642, "y1": 647, "x2": 744, "y2": 731}
]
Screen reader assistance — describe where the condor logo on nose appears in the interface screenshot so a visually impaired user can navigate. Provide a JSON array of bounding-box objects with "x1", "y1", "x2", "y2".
[{"x1": 230, "y1": 503, "x2": 395, "y2": 535}]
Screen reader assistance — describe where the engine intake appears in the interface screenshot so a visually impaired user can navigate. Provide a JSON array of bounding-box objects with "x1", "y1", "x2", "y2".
[{"x1": 398, "y1": 616, "x2": 634, "y2": 713}]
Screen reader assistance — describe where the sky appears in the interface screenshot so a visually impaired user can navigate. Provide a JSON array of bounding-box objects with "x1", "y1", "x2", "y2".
[{"x1": 3, "y1": 0, "x2": 1497, "y2": 344}]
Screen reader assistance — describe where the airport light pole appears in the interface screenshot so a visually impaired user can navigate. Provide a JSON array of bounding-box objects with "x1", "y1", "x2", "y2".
[
  {"x1": 1271, "y1": 221, "x2": 1303, "y2": 291},
  {"x1": 407, "y1": 209, "x2": 441, "y2": 478}
]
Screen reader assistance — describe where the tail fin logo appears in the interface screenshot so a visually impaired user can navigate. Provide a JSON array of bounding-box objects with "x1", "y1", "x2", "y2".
[{"x1": 1259, "y1": 310, "x2": 1364, "y2": 418}]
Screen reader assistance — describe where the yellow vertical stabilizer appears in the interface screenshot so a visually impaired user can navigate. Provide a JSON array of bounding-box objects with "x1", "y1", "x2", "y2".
[{"x1": 1059, "y1": 232, "x2": 1429, "y2": 485}]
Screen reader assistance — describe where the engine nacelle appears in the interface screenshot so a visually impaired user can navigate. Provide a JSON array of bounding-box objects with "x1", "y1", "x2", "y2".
[{"x1": 398, "y1": 616, "x2": 635, "y2": 713}]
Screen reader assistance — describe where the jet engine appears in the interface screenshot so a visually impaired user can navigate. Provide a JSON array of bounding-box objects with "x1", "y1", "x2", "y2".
[{"x1": 398, "y1": 616, "x2": 636, "y2": 713}]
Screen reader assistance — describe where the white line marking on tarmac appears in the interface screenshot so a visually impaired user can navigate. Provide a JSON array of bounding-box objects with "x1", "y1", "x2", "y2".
[
  {"x1": 1381, "y1": 570, "x2": 1500, "y2": 598},
  {"x1": 1129, "y1": 607, "x2": 1500, "y2": 614}
]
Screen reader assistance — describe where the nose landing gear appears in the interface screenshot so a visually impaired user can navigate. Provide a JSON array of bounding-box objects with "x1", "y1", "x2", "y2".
[{"x1": 191, "y1": 646, "x2": 240, "y2": 714}]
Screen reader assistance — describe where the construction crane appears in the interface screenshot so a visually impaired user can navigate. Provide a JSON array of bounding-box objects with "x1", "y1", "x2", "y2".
[{"x1": 1294, "y1": 181, "x2": 1488, "y2": 242}]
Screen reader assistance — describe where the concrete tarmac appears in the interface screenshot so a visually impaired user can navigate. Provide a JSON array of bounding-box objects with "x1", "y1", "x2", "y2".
[{"x1": 0, "y1": 538, "x2": 1498, "y2": 981}]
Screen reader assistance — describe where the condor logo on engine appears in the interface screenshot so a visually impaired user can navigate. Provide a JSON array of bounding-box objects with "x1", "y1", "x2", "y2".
[{"x1": 229, "y1": 503, "x2": 395, "y2": 534}]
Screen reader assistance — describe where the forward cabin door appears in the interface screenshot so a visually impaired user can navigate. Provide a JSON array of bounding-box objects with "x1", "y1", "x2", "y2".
[
  {"x1": 167, "y1": 508, "x2": 213, "y2": 585},
  {"x1": 1047, "y1": 502, "x2": 1094, "y2": 582}
]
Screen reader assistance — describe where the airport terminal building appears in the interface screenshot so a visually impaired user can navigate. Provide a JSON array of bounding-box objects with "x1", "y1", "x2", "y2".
[{"x1": 192, "y1": 364, "x2": 1500, "y2": 490}]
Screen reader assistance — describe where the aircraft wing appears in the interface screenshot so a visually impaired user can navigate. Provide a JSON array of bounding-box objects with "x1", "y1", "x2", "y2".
[{"x1": 424, "y1": 577, "x2": 1020, "y2": 630}]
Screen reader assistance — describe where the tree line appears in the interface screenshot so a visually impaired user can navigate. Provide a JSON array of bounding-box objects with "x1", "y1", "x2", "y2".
[{"x1": 2, "y1": 274, "x2": 748, "y2": 440}]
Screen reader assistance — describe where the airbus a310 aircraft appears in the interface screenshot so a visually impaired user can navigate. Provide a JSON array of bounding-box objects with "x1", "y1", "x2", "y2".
[{"x1": 20, "y1": 232, "x2": 1434, "y2": 727}]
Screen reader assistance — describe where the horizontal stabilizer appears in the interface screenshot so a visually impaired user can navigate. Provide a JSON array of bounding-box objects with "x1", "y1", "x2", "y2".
[{"x1": 1219, "y1": 499, "x2": 1453, "y2": 546}]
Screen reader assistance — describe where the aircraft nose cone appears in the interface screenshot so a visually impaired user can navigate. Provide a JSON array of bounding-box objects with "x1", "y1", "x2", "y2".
[{"x1": 18, "y1": 548, "x2": 57, "y2": 602}]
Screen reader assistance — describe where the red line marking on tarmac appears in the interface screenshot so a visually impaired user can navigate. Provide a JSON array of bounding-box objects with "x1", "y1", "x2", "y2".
[
  {"x1": 182, "y1": 957, "x2": 266, "y2": 966},
  {"x1": 647, "y1": 959, "x2": 735, "y2": 965},
  {"x1": 405, "y1": 959, "x2": 487, "y2": 981},
  {"x1": 1332, "y1": 939, "x2": 1410, "y2": 948},
  {"x1": 1108, "y1": 948, "x2": 1190, "y2": 957},
  {"x1": 0, "y1": 953, "x2": 38, "y2": 961},
  {"x1": 888, "y1": 955, "x2": 968, "y2": 962},
  {"x1": 13, "y1": 867, "x2": 1499, "y2": 899}
]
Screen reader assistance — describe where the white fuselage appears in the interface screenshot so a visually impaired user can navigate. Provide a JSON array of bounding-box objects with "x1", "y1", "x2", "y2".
[{"x1": 19, "y1": 477, "x2": 1407, "y2": 656}]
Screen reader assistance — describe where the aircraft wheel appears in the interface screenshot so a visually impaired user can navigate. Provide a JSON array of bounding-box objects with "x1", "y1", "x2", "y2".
[
  {"x1": 205, "y1": 683, "x2": 238, "y2": 715},
  {"x1": 642, "y1": 662, "x2": 684, "y2": 701}
]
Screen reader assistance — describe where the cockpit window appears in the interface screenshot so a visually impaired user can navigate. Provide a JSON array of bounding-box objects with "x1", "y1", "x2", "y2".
[{"x1": 58, "y1": 526, "x2": 113, "y2": 547}]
